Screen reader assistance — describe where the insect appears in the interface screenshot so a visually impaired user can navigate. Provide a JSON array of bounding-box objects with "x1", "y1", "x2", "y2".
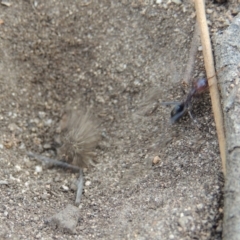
[
  {"x1": 169, "y1": 77, "x2": 208, "y2": 124},
  {"x1": 164, "y1": 66, "x2": 226, "y2": 124}
]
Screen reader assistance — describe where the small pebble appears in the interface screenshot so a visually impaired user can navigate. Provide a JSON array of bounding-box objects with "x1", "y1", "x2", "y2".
[
  {"x1": 85, "y1": 180, "x2": 91, "y2": 186},
  {"x1": 171, "y1": 0, "x2": 182, "y2": 5},
  {"x1": 19, "y1": 143, "x2": 25, "y2": 149},
  {"x1": 62, "y1": 185, "x2": 69, "y2": 191},
  {"x1": 44, "y1": 119, "x2": 52, "y2": 126},
  {"x1": 152, "y1": 156, "x2": 161, "y2": 165},
  {"x1": 178, "y1": 216, "x2": 189, "y2": 231},
  {"x1": 54, "y1": 176, "x2": 61, "y2": 182},
  {"x1": 35, "y1": 233, "x2": 41, "y2": 239},
  {"x1": 8, "y1": 123, "x2": 20, "y2": 132},
  {"x1": 197, "y1": 203, "x2": 204, "y2": 210},
  {"x1": 35, "y1": 166, "x2": 42, "y2": 173},
  {"x1": 15, "y1": 165, "x2": 21, "y2": 172},
  {"x1": 41, "y1": 194, "x2": 49, "y2": 200},
  {"x1": 206, "y1": 9, "x2": 213, "y2": 14},
  {"x1": 43, "y1": 143, "x2": 51, "y2": 149},
  {"x1": 38, "y1": 111, "x2": 46, "y2": 119},
  {"x1": 96, "y1": 96, "x2": 105, "y2": 103},
  {"x1": 1, "y1": 0, "x2": 12, "y2": 7},
  {"x1": 0, "y1": 180, "x2": 8, "y2": 185},
  {"x1": 116, "y1": 63, "x2": 126, "y2": 72}
]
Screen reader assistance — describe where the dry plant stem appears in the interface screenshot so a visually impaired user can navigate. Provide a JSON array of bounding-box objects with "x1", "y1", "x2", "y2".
[
  {"x1": 27, "y1": 152, "x2": 80, "y2": 172},
  {"x1": 183, "y1": 22, "x2": 200, "y2": 84},
  {"x1": 195, "y1": 0, "x2": 226, "y2": 175},
  {"x1": 75, "y1": 169, "x2": 84, "y2": 204},
  {"x1": 28, "y1": 152, "x2": 85, "y2": 204}
]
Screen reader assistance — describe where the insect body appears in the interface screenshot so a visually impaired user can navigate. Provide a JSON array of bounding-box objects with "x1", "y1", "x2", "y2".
[
  {"x1": 170, "y1": 102, "x2": 186, "y2": 124},
  {"x1": 167, "y1": 66, "x2": 226, "y2": 124},
  {"x1": 170, "y1": 77, "x2": 208, "y2": 124}
]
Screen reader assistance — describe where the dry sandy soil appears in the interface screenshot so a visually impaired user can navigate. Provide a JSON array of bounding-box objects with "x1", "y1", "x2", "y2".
[{"x1": 0, "y1": 0, "x2": 239, "y2": 239}]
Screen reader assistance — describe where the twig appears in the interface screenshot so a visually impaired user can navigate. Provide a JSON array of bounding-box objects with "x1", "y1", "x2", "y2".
[
  {"x1": 27, "y1": 152, "x2": 80, "y2": 172},
  {"x1": 75, "y1": 169, "x2": 84, "y2": 204},
  {"x1": 195, "y1": 0, "x2": 226, "y2": 175},
  {"x1": 28, "y1": 151, "x2": 85, "y2": 205}
]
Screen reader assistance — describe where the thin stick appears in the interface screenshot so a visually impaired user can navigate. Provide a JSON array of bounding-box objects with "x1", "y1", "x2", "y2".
[
  {"x1": 28, "y1": 152, "x2": 85, "y2": 204},
  {"x1": 75, "y1": 169, "x2": 84, "y2": 204},
  {"x1": 27, "y1": 152, "x2": 80, "y2": 172},
  {"x1": 195, "y1": 0, "x2": 226, "y2": 175}
]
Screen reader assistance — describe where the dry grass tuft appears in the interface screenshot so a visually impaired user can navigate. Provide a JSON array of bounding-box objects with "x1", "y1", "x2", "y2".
[{"x1": 57, "y1": 109, "x2": 100, "y2": 168}]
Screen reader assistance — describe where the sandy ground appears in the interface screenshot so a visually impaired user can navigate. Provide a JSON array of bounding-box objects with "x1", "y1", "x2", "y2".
[{"x1": 0, "y1": 0, "x2": 238, "y2": 239}]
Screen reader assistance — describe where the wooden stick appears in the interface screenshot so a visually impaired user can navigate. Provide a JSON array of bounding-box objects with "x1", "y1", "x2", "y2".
[{"x1": 195, "y1": 0, "x2": 226, "y2": 175}]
